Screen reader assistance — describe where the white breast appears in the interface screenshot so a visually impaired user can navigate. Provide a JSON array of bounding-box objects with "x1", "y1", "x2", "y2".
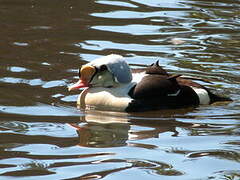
[{"x1": 77, "y1": 83, "x2": 135, "y2": 111}]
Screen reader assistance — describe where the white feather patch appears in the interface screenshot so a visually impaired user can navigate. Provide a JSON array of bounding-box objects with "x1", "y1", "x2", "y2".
[
  {"x1": 191, "y1": 87, "x2": 210, "y2": 105},
  {"x1": 77, "y1": 83, "x2": 135, "y2": 111},
  {"x1": 132, "y1": 72, "x2": 147, "y2": 83}
]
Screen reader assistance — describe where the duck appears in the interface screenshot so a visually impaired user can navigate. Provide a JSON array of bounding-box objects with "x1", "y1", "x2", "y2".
[{"x1": 68, "y1": 54, "x2": 231, "y2": 112}]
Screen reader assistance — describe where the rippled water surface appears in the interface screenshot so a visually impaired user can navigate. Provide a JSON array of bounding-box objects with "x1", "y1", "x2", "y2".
[{"x1": 0, "y1": 0, "x2": 240, "y2": 179}]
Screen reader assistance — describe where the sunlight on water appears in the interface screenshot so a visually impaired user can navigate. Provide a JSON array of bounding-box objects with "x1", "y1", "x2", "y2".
[{"x1": 0, "y1": 0, "x2": 239, "y2": 179}]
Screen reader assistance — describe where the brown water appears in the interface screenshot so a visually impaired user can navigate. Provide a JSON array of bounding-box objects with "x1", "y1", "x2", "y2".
[{"x1": 0, "y1": 0, "x2": 240, "y2": 179}]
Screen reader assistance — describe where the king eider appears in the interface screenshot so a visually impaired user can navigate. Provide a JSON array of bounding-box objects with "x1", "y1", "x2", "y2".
[{"x1": 68, "y1": 54, "x2": 231, "y2": 112}]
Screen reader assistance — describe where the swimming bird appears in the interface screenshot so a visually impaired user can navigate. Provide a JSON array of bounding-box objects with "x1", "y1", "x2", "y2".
[{"x1": 68, "y1": 54, "x2": 231, "y2": 112}]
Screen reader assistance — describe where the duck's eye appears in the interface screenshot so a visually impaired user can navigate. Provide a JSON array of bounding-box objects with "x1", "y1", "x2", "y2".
[{"x1": 99, "y1": 65, "x2": 107, "y2": 72}]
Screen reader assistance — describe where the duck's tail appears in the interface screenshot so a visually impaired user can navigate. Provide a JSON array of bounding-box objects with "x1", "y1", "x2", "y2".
[{"x1": 208, "y1": 90, "x2": 232, "y2": 104}]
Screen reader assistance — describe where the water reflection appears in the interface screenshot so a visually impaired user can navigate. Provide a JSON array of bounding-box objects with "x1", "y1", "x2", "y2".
[
  {"x1": 69, "y1": 109, "x2": 208, "y2": 148},
  {"x1": 0, "y1": 0, "x2": 240, "y2": 179}
]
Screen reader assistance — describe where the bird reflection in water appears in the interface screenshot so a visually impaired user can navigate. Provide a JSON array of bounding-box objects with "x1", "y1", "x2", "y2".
[{"x1": 68, "y1": 109, "x2": 208, "y2": 148}]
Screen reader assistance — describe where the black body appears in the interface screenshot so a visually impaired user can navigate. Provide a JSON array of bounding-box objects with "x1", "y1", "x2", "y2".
[{"x1": 126, "y1": 61, "x2": 231, "y2": 112}]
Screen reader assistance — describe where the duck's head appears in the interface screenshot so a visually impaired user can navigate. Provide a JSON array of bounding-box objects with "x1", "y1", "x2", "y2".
[{"x1": 68, "y1": 54, "x2": 132, "y2": 91}]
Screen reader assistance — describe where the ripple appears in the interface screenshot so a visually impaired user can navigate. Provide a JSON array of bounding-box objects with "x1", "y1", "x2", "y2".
[
  {"x1": 42, "y1": 80, "x2": 66, "y2": 88},
  {"x1": 76, "y1": 40, "x2": 171, "y2": 53},
  {"x1": 91, "y1": 10, "x2": 187, "y2": 19},
  {"x1": 7, "y1": 66, "x2": 29, "y2": 72},
  {"x1": 30, "y1": 26, "x2": 52, "y2": 30},
  {"x1": 0, "y1": 121, "x2": 28, "y2": 133},
  {"x1": 187, "y1": 150, "x2": 240, "y2": 162},
  {"x1": 1, "y1": 169, "x2": 55, "y2": 177},
  {"x1": 92, "y1": 24, "x2": 161, "y2": 35},
  {"x1": 92, "y1": 24, "x2": 192, "y2": 35},
  {"x1": 0, "y1": 104, "x2": 79, "y2": 116},
  {"x1": 12, "y1": 42, "x2": 29, "y2": 47},
  {"x1": 61, "y1": 95, "x2": 79, "y2": 102},
  {"x1": 96, "y1": 0, "x2": 138, "y2": 8},
  {"x1": 209, "y1": 170, "x2": 240, "y2": 180},
  {"x1": 0, "y1": 77, "x2": 45, "y2": 86},
  {"x1": 130, "y1": 0, "x2": 187, "y2": 8}
]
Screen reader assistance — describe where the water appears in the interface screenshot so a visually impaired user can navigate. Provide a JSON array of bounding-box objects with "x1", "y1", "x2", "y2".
[{"x1": 0, "y1": 0, "x2": 240, "y2": 179}]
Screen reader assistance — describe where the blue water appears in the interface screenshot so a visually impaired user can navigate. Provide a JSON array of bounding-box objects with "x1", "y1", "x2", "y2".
[{"x1": 0, "y1": 0, "x2": 239, "y2": 179}]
